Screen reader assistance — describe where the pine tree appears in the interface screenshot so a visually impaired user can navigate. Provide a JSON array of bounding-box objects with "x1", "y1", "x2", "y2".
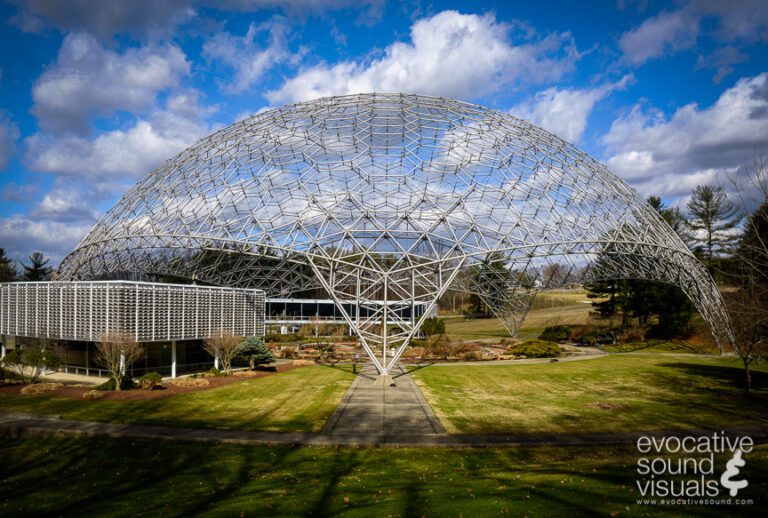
[
  {"x1": 0, "y1": 248, "x2": 17, "y2": 282},
  {"x1": 647, "y1": 196, "x2": 693, "y2": 247},
  {"x1": 22, "y1": 252, "x2": 53, "y2": 281},
  {"x1": 238, "y1": 336, "x2": 275, "y2": 369},
  {"x1": 738, "y1": 200, "x2": 768, "y2": 286},
  {"x1": 686, "y1": 186, "x2": 742, "y2": 262},
  {"x1": 468, "y1": 252, "x2": 512, "y2": 317}
]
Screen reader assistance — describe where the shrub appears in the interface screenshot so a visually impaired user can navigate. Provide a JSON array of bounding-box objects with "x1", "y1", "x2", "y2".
[
  {"x1": 170, "y1": 377, "x2": 210, "y2": 388},
  {"x1": 456, "y1": 342, "x2": 481, "y2": 355},
  {"x1": 462, "y1": 350, "x2": 483, "y2": 361},
  {"x1": 402, "y1": 346, "x2": 426, "y2": 358},
  {"x1": 424, "y1": 334, "x2": 455, "y2": 359},
  {"x1": 95, "y1": 332, "x2": 144, "y2": 392},
  {"x1": 205, "y1": 367, "x2": 223, "y2": 377},
  {"x1": 409, "y1": 338, "x2": 427, "y2": 348},
  {"x1": 2, "y1": 347, "x2": 61, "y2": 384},
  {"x1": 138, "y1": 372, "x2": 163, "y2": 390},
  {"x1": 265, "y1": 334, "x2": 301, "y2": 343},
  {"x1": 238, "y1": 337, "x2": 275, "y2": 369},
  {"x1": 203, "y1": 332, "x2": 243, "y2": 375},
  {"x1": 539, "y1": 325, "x2": 571, "y2": 342},
  {"x1": 421, "y1": 317, "x2": 446, "y2": 337},
  {"x1": 96, "y1": 377, "x2": 136, "y2": 391},
  {"x1": 568, "y1": 325, "x2": 592, "y2": 343},
  {"x1": 508, "y1": 340, "x2": 562, "y2": 358},
  {"x1": 280, "y1": 346, "x2": 298, "y2": 359},
  {"x1": 316, "y1": 343, "x2": 335, "y2": 361},
  {"x1": 576, "y1": 326, "x2": 624, "y2": 346}
]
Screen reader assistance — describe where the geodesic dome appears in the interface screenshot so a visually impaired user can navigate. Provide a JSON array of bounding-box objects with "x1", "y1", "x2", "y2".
[{"x1": 60, "y1": 93, "x2": 732, "y2": 374}]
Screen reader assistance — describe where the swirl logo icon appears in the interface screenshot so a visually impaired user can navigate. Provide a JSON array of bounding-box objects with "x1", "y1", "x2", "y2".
[{"x1": 720, "y1": 449, "x2": 748, "y2": 497}]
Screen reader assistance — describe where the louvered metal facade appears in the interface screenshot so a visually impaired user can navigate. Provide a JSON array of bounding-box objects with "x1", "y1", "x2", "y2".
[{"x1": 0, "y1": 281, "x2": 265, "y2": 342}]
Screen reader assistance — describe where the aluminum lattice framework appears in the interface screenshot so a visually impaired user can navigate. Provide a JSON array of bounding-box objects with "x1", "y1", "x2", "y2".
[{"x1": 59, "y1": 93, "x2": 733, "y2": 375}]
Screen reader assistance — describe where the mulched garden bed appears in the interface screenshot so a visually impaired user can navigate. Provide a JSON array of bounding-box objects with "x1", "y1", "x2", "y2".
[{"x1": 0, "y1": 363, "x2": 303, "y2": 401}]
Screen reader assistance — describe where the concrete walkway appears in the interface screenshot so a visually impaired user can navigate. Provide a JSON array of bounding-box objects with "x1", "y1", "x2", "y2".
[
  {"x1": 2, "y1": 412, "x2": 767, "y2": 447},
  {"x1": 42, "y1": 371, "x2": 102, "y2": 385},
  {"x1": 322, "y1": 365, "x2": 444, "y2": 438}
]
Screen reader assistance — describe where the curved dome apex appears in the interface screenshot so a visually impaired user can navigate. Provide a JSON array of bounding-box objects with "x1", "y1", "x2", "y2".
[{"x1": 60, "y1": 93, "x2": 732, "y2": 364}]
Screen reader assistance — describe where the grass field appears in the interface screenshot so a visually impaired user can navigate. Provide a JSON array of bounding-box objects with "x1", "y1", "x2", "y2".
[
  {"x1": 445, "y1": 289, "x2": 598, "y2": 340},
  {"x1": 411, "y1": 354, "x2": 768, "y2": 434},
  {"x1": 445, "y1": 305, "x2": 595, "y2": 341},
  {"x1": 2, "y1": 436, "x2": 765, "y2": 517},
  {"x1": 601, "y1": 340, "x2": 719, "y2": 354},
  {"x1": 0, "y1": 365, "x2": 354, "y2": 432},
  {"x1": 443, "y1": 288, "x2": 718, "y2": 345}
]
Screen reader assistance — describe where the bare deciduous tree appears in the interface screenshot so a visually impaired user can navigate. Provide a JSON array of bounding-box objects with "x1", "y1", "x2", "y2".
[
  {"x1": 425, "y1": 333, "x2": 455, "y2": 360},
  {"x1": 95, "y1": 332, "x2": 144, "y2": 391},
  {"x1": 542, "y1": 262, "x2": 569, "y2": 287},
  {"x1": 725, "y1": 291, "x2": 768, "y2": 393},
  {"x1": 724, "y1": 155, "x2": 768, "y2": 393},
  {"x1": 203, "y1": 332, "x2": 243, "y2": 374}
]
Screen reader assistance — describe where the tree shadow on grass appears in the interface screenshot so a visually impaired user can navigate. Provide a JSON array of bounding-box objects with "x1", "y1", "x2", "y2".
[
  {"x1": 657, "y1": 362, "x2": 768, "y2": 394},
  {"x1": 392, "y1": 362, "x2": 435, "y2": 380}
]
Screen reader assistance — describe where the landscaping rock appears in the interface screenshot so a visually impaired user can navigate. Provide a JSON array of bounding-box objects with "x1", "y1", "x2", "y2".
[
  {"x1": 20, "y1": 383, "x2": 64, "y2": 395},
  {"x1": 232, "y1": 370, "x2": 260, "y2": 377},
  {"x1": 170, "y1": 377, "x2": 210, "y2": 388},
  {"x1": 82, "y1": 390, "x2": 106, "y2": 400}
]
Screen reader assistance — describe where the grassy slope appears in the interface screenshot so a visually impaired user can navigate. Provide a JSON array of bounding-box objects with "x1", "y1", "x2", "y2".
[
  {"x1": 601, "y1": 340, "x2": 718, "y2": 354},
  {"x1": 411, "y1": 355, "x2": 768, "y2": 434},
  {"x1": 0, "y1": 366, "x2": 354, "y2": 433},
  {"x1": 445, "y1": 290, "x2": 596, "y2": 341},
  {"x1": 2, "y1": 437, "x2": 765, "y2": 517}
]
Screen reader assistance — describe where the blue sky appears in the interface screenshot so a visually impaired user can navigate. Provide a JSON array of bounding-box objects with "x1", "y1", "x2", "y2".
[{"x1": 0, "y1": 0, "x2": 767, "y2": 265}]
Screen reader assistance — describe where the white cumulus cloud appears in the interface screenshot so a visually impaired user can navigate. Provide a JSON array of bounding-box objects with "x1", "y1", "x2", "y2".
[
  {"x1": 203, "y1": 17, "x2": 301, "y2": 93},
  {"x1": 267, "y1": 11, "x2": 580, "y2": 104},
  {"x1": 602, "y1": 73, "x2": 768, "y2": 199},
  {"x1": 26, "y1": 91, "x2": 216, "y2": 181},
  {"x1": 0, "y1": 214, "x2": 93, "y2": 265},
  {"x1": 619, "y1": 0, "x2": 768, "y2": 68},
  {"x1": 32, "y1": 185, "x2": 102, "y2": 222},
  {"x1": 619, "y1": 9, "x2": 699, "y2": 65},
  {"x1": 510, "y1": 74, "x2": 634, "y2": 142},
  {"x1": 32, "y1": 33, "x2": 190, "y2": 134}
]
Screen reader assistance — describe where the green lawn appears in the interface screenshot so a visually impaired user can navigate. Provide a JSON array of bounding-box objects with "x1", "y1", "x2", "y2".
[
  {"x1": 2, "y1": 437, "x2": 765, "y2": 517},
  {"x1": 601, "y1": 340, "x2": 719, "y2": 354},
  {"x1": 0, "y1": 365, "x2": 354, "y2": 432},
  {"x1": 445, "y1": 299, "x2": 596, "y2": 341},
  {"x1": 411, "y1": 354, "x2": 768, "y2": 434}
]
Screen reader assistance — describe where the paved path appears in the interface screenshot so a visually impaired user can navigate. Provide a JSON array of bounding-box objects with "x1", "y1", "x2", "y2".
[
  {"x1": 2, "y1": 351, "x2": 764, "y2": 447},
  {"x1": 2, "y1": 412, "x2": 767, "y2": 447},
  {"x1": 322, "y1": 365, "x2": 444, "y2": 438}
]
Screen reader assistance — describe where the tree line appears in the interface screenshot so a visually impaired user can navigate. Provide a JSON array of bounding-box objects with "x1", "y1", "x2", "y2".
[{"x1": 0, "y1": 250, "x2": 54, "y2": 282}]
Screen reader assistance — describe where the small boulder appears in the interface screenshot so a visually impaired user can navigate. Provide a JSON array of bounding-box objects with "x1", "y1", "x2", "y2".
[
  {"x1": 82, "y1": 390, "x2": 106, "y2": 400},
  {"x1": 170, "y1": 377, "x2": 210, "y2": 388},
  {"x1": 20, "y1": 383, "x2": 63, "y2": 395}
]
